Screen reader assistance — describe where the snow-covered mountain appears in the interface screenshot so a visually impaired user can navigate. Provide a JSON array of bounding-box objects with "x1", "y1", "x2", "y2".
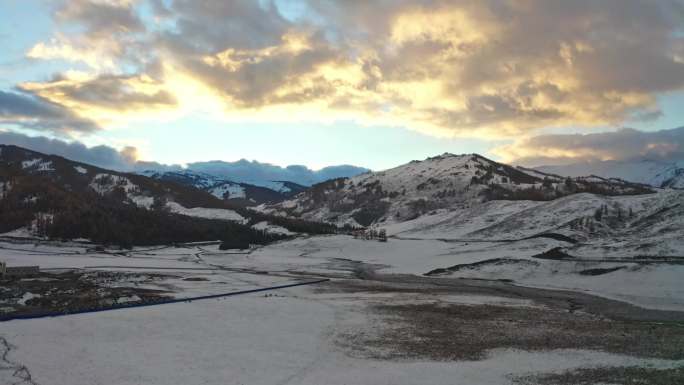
[
  {"x1": 185, "y1": 159, "x2": 369, "y2": 187},
  {"x1": 140, "y1": 170, "x2": 306, "y2": 205},
  {"x1": 3, "y1": 145, "x2": 683, "y2": 260},
  {"x1": 536, "y1": 159, "x2": 684, "y2": 189},
  {"x1": 0, "y1": 145, "x2": 338, "y2": 245},
  {"x1": 258, "y1": 152, "x2": 684, "y2": 260},
  {"x1": 139, "y1": 159, "x2": 369, "y2": 206},
  {"x1": 261, "y1": 153, "x2": 654, "y2": 227}
]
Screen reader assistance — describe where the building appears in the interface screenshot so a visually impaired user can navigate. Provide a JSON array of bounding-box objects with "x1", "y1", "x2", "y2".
[{"x1": 0, "y1": 261, "x2": 40, "y2": 278}]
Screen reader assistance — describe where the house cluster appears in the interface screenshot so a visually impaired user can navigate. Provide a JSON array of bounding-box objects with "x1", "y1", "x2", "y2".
[{"x1": 0, "y1": 261, "x2": 40, "y2": 279}]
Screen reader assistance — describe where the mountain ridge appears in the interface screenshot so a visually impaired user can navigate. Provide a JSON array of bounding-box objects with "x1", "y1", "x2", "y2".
[
  {"x1": 183, "y1": 159, "x2": 369, "y2": 187},
  {"x1": 140, "y1": 169, "x2": 307, "y2": 206},
  {"x1": 536, "y1": 158, "x2": 684, "y2": 189},
  {"x1": 261, "y1": 152, "x2": 655, "y2": 227},
  {"x1": 0, "y1": 144, "x2": 340, "y2": 247}
]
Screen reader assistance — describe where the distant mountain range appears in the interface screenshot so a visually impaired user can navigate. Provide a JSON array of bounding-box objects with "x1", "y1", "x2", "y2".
[
  {"x1": 138, "y1": 160, "x2": 369, "y2": 206},
  {"x1": 183, "y1": 159, "x2": 369, "y2": 187},
  {"x1": 139, "y1": 169, "x2": 307, "y2": 206},
  {"x1": 536, "y1": 159, "x2": 684, "y2": 189},
  {"x1": 3, "y1": 144, "x2": 683, "y2": 259}
]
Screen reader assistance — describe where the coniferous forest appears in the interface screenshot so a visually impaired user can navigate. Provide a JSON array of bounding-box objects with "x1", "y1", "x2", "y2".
[{"x1": 0, "y1": 146, "x2": 342, "y2": 249}]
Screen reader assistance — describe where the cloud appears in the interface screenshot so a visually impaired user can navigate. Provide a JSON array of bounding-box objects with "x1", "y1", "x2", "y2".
[
  {"x1": 0, "y1": 130, "x2": 137, "y2": 170},
  {"x1": 27, "y1": 0, "x2": 146, "y2": 70},
  {"x1": 19, "y1": 0, "x2": 684, "y2": 139},
  {"x1": 0, "y1": 130, "x2": 367, "y2": 182},
  {"x1": 0, "y1": 130, "x2": 182, "y2": 172},
  {"x1": 493, "y1": 126, "x2": 684, "y2": 166},
  {"x1": 27, "y1": 38, "x2": 121, "y2": 71},
  {"x1": 158, "y1": 0, "x2": 684, "y2": 136},
  {"x1": 20, "y1": 73, "x2": 176, "y2": 111},
  {"x1": 0, "y1": 90, "x2": 99, "y2": 133},
  {"x1": 55, "y1": 0, "x2": 144, "y2": 37}
]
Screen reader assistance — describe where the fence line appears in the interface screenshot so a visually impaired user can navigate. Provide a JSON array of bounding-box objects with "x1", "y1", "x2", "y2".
[{"x1": 1, "y1": 278, "x2": 330, "y2": 322}]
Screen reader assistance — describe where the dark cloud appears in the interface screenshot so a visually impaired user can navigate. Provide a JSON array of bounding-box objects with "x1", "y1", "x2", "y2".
[
  {"x1": 496, "y1": 126, "x2": 684, "y2": 166},
  {"x1": 180, "y1": 41, "x2": 339, "y2": 107},
  {"x1": 154, "y1": 0, "x2": 340, "y2": 107},
  {"x1": 0, "y1": 131, "x2": 367, "y2": 181},
  {"x1": 168, "y1": 0, "x2": 290, "y2": 51},
  {"x1": 0, "y1": 90, "x2": 99, "y2": 133},
  {"x1": 0, "y1": 130, "x2": 180, "y2": 172},
  {"x1": 55, "y1": 0, "x2": 145, "y2": 37},
  {"x1": 149, "y1": 0, "x2": 172, "y2": 19},
  {"x1": 18, "y1": 74, "x2": 177, "y2": 112},
  {"x1": 0, "y1": 130, "x2": 132, "y2": 170}
]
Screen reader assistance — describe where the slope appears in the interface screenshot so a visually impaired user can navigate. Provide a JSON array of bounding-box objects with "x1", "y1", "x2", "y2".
[
  {"x1": 262, "y1": 153, "x2": 654, "y2": 227},
  {"x1": 0, "y1": 145, "x2": 337, "y2": 246},
  {"x1": 140, "y1": 169, "x2": 306, "y2": 206}
]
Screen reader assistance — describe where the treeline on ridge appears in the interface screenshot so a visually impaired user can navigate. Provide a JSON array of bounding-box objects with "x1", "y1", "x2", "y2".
[
  {"x1": 0, "y1": 175, "x2": 282, "y2": 248},
  {"x1": 0, "y1": 173, "x2": 347, "y2": 248}
]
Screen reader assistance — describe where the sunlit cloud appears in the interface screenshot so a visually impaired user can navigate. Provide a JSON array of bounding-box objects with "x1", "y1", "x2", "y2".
[
  {"x1": 27, "y1": 37, "x2": 119, "y2": 71},
  {"x1": 19, "y1": 72, "x2": 177, "y2": 125},
  {"x1": 14, "y1": 0, "x2": 684, "y2": 144}
]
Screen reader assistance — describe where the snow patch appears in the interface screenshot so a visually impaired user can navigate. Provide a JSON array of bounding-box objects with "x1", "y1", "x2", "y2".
[
  {"x1": 0, "y1": 227, "x2": 36, "y2": 238},
  {"x1": 22, "y1": 158, "x2": 54, "y2": 171},
  {"x1": 209, "y1": 183, "x2": 246, "y2": 199},
  {"x1": 130, "y1": 195, "x2": 154, "y2": 209},
  {"x1": 251, "y1": 181, "x2": 292, "y2": 193},
  {"x1": 252, "y1": 221, "x2": 294, "y2": 235},
  {"x1": 17, "y1": 292, "x2": 40, "y2": 306},
  {"x1": 90, "y1": 173, "x2": 139, "y2": 195},
  {"x1": 166, "y1": 201, "x2": 246, "y2": 223}
]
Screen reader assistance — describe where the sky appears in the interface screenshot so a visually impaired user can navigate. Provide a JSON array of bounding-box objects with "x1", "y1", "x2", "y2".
[{"x1": 1, "y1": 0, "x2": 684, "y2": 171}]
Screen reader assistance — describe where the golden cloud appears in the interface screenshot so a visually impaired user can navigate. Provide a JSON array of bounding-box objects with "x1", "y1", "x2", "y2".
[
  {"x1": 19, "y1": 73, "x2": 177, "y2": 125},
  {"x1": 27, "y1": 37, "x2": 119, "y2": 71},
  {"x1": 19, "y1": 0, "x2": 684, "y2": 139}
]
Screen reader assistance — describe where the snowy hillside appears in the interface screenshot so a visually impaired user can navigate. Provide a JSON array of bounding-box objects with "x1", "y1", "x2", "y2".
[
  {"x1": 384, "y1": 189, "x2": 684, "y2": 259},
  {"x1": 263, "y1": 153, "x2": 654, "y2": 227},
  {"x1": 258, "y1": 152, "x2": 684, "y2": 261},
  {"x1": 0, "y1": 144, "x2": 337, "y2": 243},
  {"x1": 537, "y1": 159, "x2": 684, "y2": 189},
  {"x1": 141, "y1": 169, "x2": 306, "y2": 205}
]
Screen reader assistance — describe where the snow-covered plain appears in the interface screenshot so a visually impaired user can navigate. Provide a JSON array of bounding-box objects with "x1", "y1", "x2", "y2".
[
  {"x1": 205, "y1": 235, "x2": 684, "y2": 311},
  {"x1": 1, "y1": 234, "x2": 683, "y2": 384},
  {"x1": 3, "y1": 290, "x2": 681, "y2": 385}
]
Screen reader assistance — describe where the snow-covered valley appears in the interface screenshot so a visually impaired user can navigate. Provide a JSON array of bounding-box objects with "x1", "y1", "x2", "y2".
[
  {"x1": 2, "y1": 145, "x2": 684, "y2": 384},
  {"x1": 1, "y1": 231, "x2": 684, "y2": 385}
]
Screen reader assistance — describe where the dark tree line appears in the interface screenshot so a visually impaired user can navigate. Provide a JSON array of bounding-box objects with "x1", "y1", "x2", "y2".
[
  {"x1": 43, "y1": 197, "x2": 287, "y2": 249},
  {"x1": 0, "y1": 174, "x2": 287, "y2": 248},
  {"x1": 244, "y1": 210, "x2": 341, "y2": 235}
]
